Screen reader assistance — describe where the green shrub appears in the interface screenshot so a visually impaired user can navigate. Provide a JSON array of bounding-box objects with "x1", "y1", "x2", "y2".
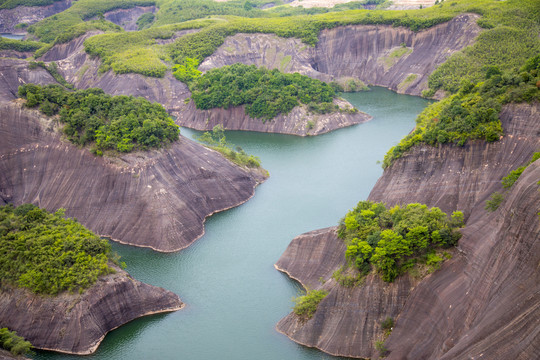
[
  {"x1": 292, "y1": 289, "x2": 328, "y2": 319},
  {"x1": 189, "y1": 63, "x2": 337, "y2": 120},
  {"x1": 502, "y1": 152, "x2": 540, "y2": 188},
  {"x1": 136, "y1": 12, "x2": 155, "y2": 30},
  {"x1": 0, "y1": 328, "x2": 32, "y2": 356},
  {"x1": 338, "y1": 201, "x2": 463, "y2": 282},
  {"x1": 0, "y1": 37, "x2": 46, "y2": 52},
  {"x1": 17, "y1": 84, "x2": 179, "y2": 154},
  {"x1": 197, "y1": 125, "x2": 261, "y2": 168},
  {"x1": 0, "y1": 0, "x2": 61, "y2": 9},
  {"x1": 0, "y1": 204, "x2": 115, "y2": 295},
  {"x1": 485, "y1": 192, "x2": 504, "y2": 212}
]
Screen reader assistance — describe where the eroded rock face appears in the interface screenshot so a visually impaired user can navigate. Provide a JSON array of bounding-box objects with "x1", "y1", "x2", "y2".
[
  {"x1": 0, "y1": 102, "x2": 265, "y2": 252},
  {"x1": 175, "y1": 98, "x2": 371, "y2": 136},
  {"x1": 0, "y1": 0, "x2": 72, "y2": 33},
  {"x1": 0, "y1": 266, "x2": 183, "y2": 355},
  {"x1": 385, "y1": 161, "x2": 540, "y2": 360},
  {"x1": 369, "y1": 102, "x2": 540, "y2": 222},
  {"x1": 201, "y1": 14, "x2": 480, "y2": 97},
  {"x1": 275, "y1": 227, "x2": 420, "y2": 358},
  {"x1": 102, "y1": 6, "x2": 156, "y2": 31},
  {"x1": 0, "y1": 58, "x2": 57, "y2": 100},
  {"x1": 275, "y1": 102, "x2": 540, "y2": 358}
]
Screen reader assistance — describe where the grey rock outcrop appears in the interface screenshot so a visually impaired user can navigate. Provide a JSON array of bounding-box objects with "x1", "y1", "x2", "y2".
[
  {"x1": 0, "y1": 101, "x2": 265, "y2": 252},
  {"x1": 0, "y1": 0, "x2": 72, "y2": 33},
  {"x1": 176, "y1": 98, "x2": 371, "y2": 136},
  {"x1": 0, "y1": 58, "x2": 57, "y2": 100},
  {"x1": 0, "y1": 266, "x2": 183, "y2": 355},
  {"x1": 101, "y1": 6, "x2": 156, "y2": 31},
  {"x1": 200, "y1": 14, "x2": 481, "y2": 97},
  {"x1": 275, "y1": 103, "x2": 540, "y2": 358}
]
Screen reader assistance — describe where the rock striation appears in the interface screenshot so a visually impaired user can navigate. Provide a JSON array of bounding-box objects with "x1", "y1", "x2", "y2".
[
  {"x1": 275, "y1": 102, "x2": 540, "y2": 358},
  {"x1": 200, "y1": 14, "x2": 480, "y2": 97},
  {"x1": 0, "y1": 0, "x2": 72, "y2": 33},
  {"x1": 0, "y1": 101, "x2": 265, "y2": 252},
  {"x1": 0, "y1": 58, "x2": 57, "y2": 100},
  {"x1": 176, "y1": 98, "x2": 371, "y2": 136},
  {"x1": 0, "y1": 266, "x2": 183, "y2": 355},
  {"x1": 101, "y1": 6, "x2": 156, "y2": 31}
]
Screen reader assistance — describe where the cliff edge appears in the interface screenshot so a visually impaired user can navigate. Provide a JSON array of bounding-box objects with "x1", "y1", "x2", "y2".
[
  {"x1": 0, "y1": 266, "x2": 183, "y2": 355},
  {"x1": 0, "y1": 101, "x2": 265, "y2": 252}
]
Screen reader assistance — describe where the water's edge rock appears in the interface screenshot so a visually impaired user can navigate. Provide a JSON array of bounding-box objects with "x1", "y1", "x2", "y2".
[
  {"x1": 0, "y1": 266, "x2": 183, "y2": 355},
  {"x1": 0, "y1": 101, "x2": 266, "y2": 251},
  {"x1": 275, "y1": 102, "x2": 540, "y2": 358}
]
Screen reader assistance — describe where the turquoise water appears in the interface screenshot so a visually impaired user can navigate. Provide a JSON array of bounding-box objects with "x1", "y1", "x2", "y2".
[
  {"x1": 35, "y1": 88, "x2": 431, "y2": 360},
  {"x1": 0, "y1": 33, "x2": 25, "y2": 40}
]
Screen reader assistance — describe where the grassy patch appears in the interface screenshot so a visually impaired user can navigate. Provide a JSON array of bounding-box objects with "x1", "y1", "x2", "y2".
[
  {"x1": 398, "y1": 73, "x2": 418, "y2": 92},
  {"x1": 382, "y1": 46, "x2": 412, "y2": 68}
]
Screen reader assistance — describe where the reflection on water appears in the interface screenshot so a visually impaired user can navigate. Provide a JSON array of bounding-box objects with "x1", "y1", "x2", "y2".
[{"x1": 1, "y1": 33, "x2": 25, "y2": 40}]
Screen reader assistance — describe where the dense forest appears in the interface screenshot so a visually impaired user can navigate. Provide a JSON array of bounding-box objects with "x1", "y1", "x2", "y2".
[
  {"x1": 189, "y1": 64, "x2": 338, "y2": 119},
  {"x1": 0, "y1": 204, "x2": 116, "y2": 295},
  {"x1": 18, "y1": 84, "x2": 180, "y2": 155},
  {"x1": 338, "y1": 201, "x2": 464, "y2": 282}
]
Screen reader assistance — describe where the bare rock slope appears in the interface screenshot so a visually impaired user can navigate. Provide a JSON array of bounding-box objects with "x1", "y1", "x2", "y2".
[
  {"x1": 0, "y1": 0, "x2": 71, "y2": 33},
  {"x1": 275, "y1": 103, "x2": 540, "y2": 358},
  {"x1": 0, "y1": 101, "x2": 265, "y2": 252},
  {"x1": 0, "y1": 266, "x2": 183, "y2": 355},
  {"x1": 201, "y1": 14, "x2": 480, "y2": 97}
]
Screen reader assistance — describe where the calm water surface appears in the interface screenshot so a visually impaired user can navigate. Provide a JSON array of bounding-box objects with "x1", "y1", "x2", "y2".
[
  {"x1": 1, "y1": 33, "x2": 25, "y2": 40},
  {"x1": 35, "y1": 88, "x2": 431, "y2": 360}
]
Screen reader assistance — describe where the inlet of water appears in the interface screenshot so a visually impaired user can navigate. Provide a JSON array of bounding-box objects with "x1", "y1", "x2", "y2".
[
  {"x1": 0, "y1": 33, "x2": 25, "y2": 40},
  {"x1": 35, "y1": 88, "x2": 432, "y2": 360}
]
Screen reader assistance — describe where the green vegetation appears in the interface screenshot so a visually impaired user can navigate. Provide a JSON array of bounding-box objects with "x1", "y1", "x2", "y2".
[
  {"x1": 0, "y1": 204, "x2": 115, "y2": 295},
  {"x1": 29, "y1": 61, "x2": 74, "y2": 89},
  {"x1": 332, "y1": 266, "x2": 365, "y2": 287},
  {"x1": 27, "y1": 0, "x2": 154, "y2": 43},
  {"x1": 382, "y1": 45, "x2": 412, "y2": 68},
  {"x1": 485, "y1": 192, "x2": 504, "y2": 212},
  {"x1": 0, "y1": 37, "x2": 46, "y2": 52},
  {"x1": 330, "y1": 78, "x2": 369, "y2": 92},
  {"x1": 0, "y1": 328, "x2": 32, "y2": 356},
  {"x1": 197, "y1": 125, "x2": 261, "y2": 168},
  {"x1": 292, "y1": 289, "x2": 328, "y2": 319},
  {"x1": 18, "y1": 84, "x2": 179, "y2": 155},
  {"x1": 136, "y1": 12, "x2": 155, "y2": 30},
  {"x1": 338, "y1": 201, "x2": 463, "y2": 282},
  {"x1": 189, "y1": 63, "x2": 337, "y2": 119},
  {"x1": 485, "y1": 151, "x2": 540, "y2": 212},
  {"x1": 384, "y1": 54, "x2": 540, "y2": 168},
  {"x1": 502, "y1": 152, "x2": 540, "y2": 189},
  {"x1": 0, "y1": 0, "x2": 61, "y2": 9}
]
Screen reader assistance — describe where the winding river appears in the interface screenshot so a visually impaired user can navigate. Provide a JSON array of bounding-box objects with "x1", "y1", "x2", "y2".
[{"x1": 35, "y1": 88, "x2": 432, "y2": 360}]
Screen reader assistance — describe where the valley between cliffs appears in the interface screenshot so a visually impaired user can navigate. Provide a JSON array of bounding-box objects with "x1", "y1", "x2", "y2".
[
  {"x1": 0, "y1": 265, "x2": 183, "y2": 355},
  {"x1": 275, "y1": 102, "x2": 540, "y2": 359}
]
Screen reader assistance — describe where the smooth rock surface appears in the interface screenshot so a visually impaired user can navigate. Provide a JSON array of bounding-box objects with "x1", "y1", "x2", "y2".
[
  {"x1": 276, "y1": 102, "x2": 540, "y2": 358},
  {"x1": 0, "y1": 0, "x2": 72, "y2": 33},
  {"x1": 0, "y1": 266, "x2": 183, "y2": 355},
  {"x1": 0, "y1": 101, "x2": 265, "y2": 252}
]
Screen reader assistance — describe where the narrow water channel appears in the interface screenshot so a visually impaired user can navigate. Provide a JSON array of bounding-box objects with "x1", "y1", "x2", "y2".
[{"x1": 35, "y1": 88, "x2": 432, "y2": 360}]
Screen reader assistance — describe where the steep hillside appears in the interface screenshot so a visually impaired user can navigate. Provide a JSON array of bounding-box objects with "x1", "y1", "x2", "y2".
[
  {"x1": 0, "y1": 0, "x2": 71, "y2": 33},
  {"x1": 275, "y1": 102, "x2": 539, "y2": 358},
  {"x1": 0, "y1": 265, "x2": 183, "y2": 354},
  {"x1": 0, "y1": 101, "x2": 265, "y2": 252}
]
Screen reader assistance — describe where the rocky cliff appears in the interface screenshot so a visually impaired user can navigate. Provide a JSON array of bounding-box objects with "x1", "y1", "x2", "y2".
[
  {"x1": 275, "y1": 103, "x2": 540, "y2": 358},
  {"x1": 101, "y1": 6, "x2": 156, "y2": 31},
  {"x1": 0, "y1": 266, "x2": 183, "y2": 355},
  {"x1": 0, "y1": 101, "x2": 265, "y2": 252},
  {"x1": 176, "y1": 98, "x2": 371, "y2": 136},
  {"x1": 0, "y1": 58, "x2": 57, "y2": 100},
  {"x1": 200, "y1": 14, "x2": 480, "y2": 97},
  {"x1": 0, "y1": 0, "x2": 72, "y2": 33}
]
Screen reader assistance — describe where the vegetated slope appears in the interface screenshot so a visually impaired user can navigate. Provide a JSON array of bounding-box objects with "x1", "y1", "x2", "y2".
[
  {"x1": 0, "y1": 0, "x2": 71, "y2": 33},
  {"x1": 384, "y1": 159, "x2": 540, "y2": 360},
  {"x1": 0, "y1": 264, "x2": 183, "y2": 354},
  {"x1": 275, "y1": 101, "x2": 540, "y2": 358},
  {"x1": 0, "y1": 96, "x2": 265, "y2": 252},
  {"x1": 0, "y1": 204, "x2": 183, "y2": 354},
  {"x1": 199, "y1": 13, "x2": 479, "y2": 97}
]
